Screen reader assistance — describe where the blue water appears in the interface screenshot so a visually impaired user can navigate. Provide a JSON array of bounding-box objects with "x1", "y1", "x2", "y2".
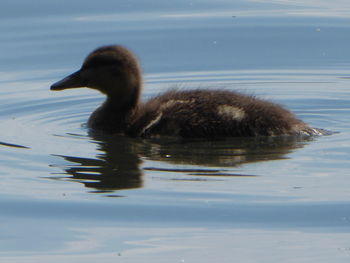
[{"x1": 0, "y1": 1, "x2": 350, "y2": 262}]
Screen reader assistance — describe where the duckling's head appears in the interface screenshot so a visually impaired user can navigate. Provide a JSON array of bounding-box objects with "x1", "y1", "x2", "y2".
[{"x1": 51, "y1": 45, "x2": 142, "y2": 105}]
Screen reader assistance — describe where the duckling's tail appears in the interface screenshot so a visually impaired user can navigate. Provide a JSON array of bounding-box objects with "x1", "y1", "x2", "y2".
[{"x1": 300, "y1": 127, "x2": 333, "y2": 136}]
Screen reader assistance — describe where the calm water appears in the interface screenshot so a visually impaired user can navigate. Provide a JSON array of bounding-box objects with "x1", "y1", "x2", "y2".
[{"x1": 1, "y1": 0, "x2": 350, "y2": 262}]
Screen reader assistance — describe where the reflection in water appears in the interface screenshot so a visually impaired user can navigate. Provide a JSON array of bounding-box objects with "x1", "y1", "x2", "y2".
[
  {"x1": 52, "y1": 134, "x2": 143, "y2": 192},
  {"x1": 138, "y1": 136, "x2": 312, "y2": 167},
  {"x1": 51, "y1": 132, "x2": 314, "y2": 192}
]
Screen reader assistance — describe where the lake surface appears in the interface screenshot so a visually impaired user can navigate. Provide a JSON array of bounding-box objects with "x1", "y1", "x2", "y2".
[{"x1": 0, "y1": 0, "x2": 350, "y2": 262}]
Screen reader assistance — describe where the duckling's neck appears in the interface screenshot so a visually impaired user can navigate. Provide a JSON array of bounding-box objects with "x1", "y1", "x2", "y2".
[{"x1": 88, "y1": 93, "x2": 139, "y2": 134}]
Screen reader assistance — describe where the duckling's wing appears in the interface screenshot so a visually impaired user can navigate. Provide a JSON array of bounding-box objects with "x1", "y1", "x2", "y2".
[
  {"x1": 127, "y1": 99, "x2": 188, "y2": 137},
  {"x1": 128, "y1": 89, "x2": 250, "y2": 137}
]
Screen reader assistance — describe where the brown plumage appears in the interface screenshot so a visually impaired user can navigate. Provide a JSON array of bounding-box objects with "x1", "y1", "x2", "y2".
[{"x1": 50, "y1": 45, "x2": 325, "y2": 138}]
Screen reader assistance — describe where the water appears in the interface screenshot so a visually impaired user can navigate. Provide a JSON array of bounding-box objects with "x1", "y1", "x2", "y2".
[{"x1": 1, "y1": 0, "x2": 350, "y2": 262}]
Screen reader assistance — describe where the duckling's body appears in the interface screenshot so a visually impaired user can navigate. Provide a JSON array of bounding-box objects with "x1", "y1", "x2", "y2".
[
  {"x1": 129, "y1": 89, "x2": 320, "y2": 138},
  {"x1": 51, "y1": 45, "x2": 324, "y2": 138}
]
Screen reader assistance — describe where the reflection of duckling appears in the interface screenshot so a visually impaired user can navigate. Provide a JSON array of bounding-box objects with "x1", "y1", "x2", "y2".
[
  {"x1": 53, "y1": 134, "x2": 143, "y2": 191},
  {"x1": 51, "y1": 45, "x2": 325, "y2": 138}
]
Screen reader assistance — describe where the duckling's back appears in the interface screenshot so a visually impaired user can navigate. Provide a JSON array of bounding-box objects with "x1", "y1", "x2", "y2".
[{"x1": 128, "y1": 89, "x2": 319, "y2": 138}]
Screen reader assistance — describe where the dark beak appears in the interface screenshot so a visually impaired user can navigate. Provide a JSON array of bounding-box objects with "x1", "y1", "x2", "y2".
[{"x1": 50, "y1": 70, "x2": 85, "y2": 91}]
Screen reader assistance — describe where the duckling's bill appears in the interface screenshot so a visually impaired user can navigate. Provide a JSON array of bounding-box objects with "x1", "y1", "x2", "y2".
[{"x1": 50, "y1": 70, "x2": 85, "y2": 91}]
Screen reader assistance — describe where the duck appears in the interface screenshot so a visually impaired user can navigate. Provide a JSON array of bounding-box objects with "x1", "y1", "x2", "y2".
[{"x1": 50, "y1": 45, "x2": 326, "y2": 138}]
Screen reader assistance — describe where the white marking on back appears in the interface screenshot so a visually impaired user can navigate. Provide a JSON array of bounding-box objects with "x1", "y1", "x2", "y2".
[
  {"x1": 141, "y1": 113, "x2": 163, "y2": 135},
  {"x1": 160, "y1": 100, "x2": 191, "y2": 111},
  {"x1": 217, "y1": 105, "x2": 245, "y2": 121}
]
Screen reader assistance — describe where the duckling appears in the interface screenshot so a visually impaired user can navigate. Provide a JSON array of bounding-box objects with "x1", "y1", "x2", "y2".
[{"x1": 51, "y1": 45, "x2": 325, "y2": 138}]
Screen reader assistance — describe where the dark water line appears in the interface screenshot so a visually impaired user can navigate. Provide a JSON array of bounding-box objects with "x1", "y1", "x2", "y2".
[{"x1": 0, "y1": 141, "x2": 30, "y2": 149}]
